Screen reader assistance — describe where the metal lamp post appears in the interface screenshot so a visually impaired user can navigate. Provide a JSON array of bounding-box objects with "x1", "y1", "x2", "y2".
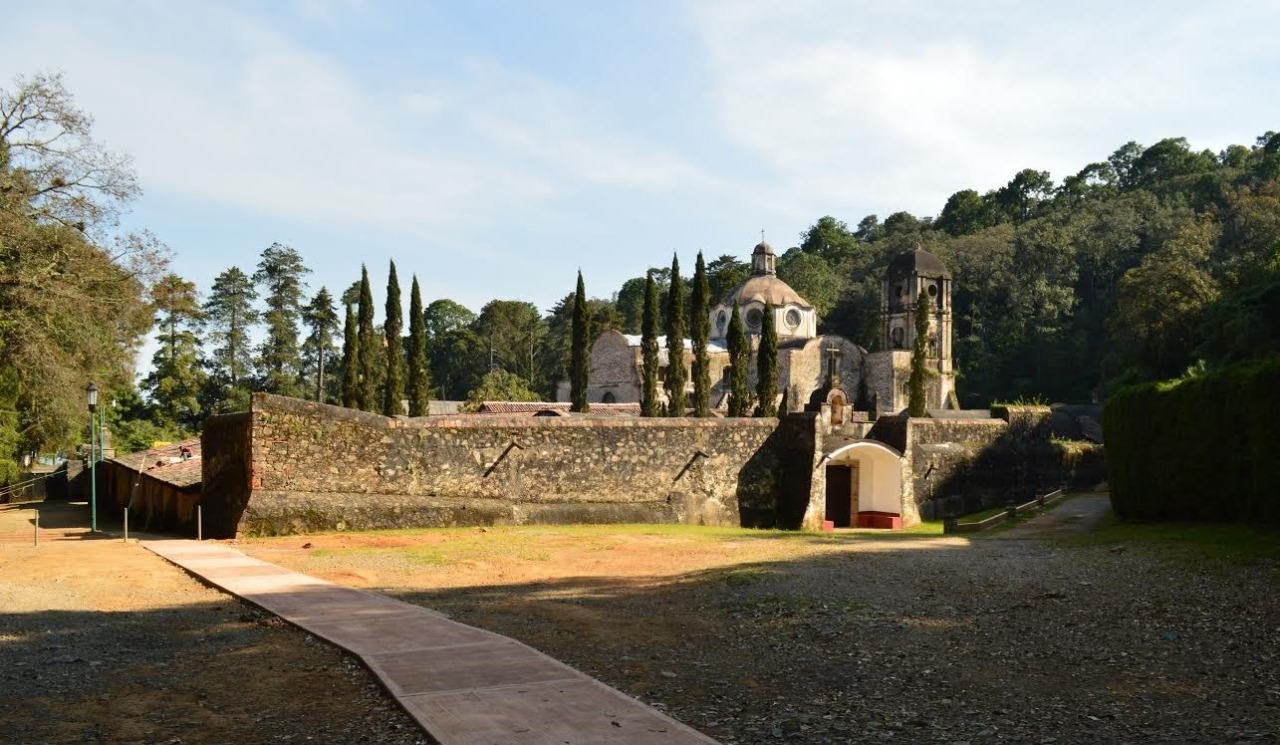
[{"x1": 86, "y1": 381, "x2": 98, "y2": 532}]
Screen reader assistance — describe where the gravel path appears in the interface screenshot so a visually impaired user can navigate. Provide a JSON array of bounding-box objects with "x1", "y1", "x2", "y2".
[
  {"x1": 302, "y1": 504, "x2": 1280, "y2": 745},
  {"x1": 0, "y1": 500, "x2": 428, "y2": 744}
]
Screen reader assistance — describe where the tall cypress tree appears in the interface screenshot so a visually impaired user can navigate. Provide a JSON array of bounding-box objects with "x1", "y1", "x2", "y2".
[
  {"x1": 908, "y1": 292, "x2": 931, "y2": 417},
  {"x1": 754, "y1": 302, "x2": 779, "y2": 417},
  {"x1": 664, "y1": 253, "x2": 687, "y2": 416},
  {"x1": 356, "y1": 265, "x2": 377, "y2": 412},
  {"x1": 570, "y1": 270, "x2": 590, "y2": 413},
  {"x1": 640, "y1": 272, "x2": 661, "y2": 417},
  {"x1": 727, "y1": 300, "x2": 750, "y2": 417},
  {"x1": 383, "y1": 261, "x2": 405, "y2": 416},
  {"x1": 690, "y1": 251, "x2": 711, "y2": 416},
  {"x1": 340, "y1": 301, "x2": 358, "y2": 408},
  {"x1": 407, "y1": 275, "x2": 431, "y2": 416}
]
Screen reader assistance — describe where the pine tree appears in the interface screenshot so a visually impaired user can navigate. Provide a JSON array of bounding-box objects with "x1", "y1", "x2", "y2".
[
  {"x1": 908, "y1": 292, "x2": 931, "y2": 417},
  {"x1": 202, "y1": 267, "x2": 259, "y2": 392},
  {"x1": 253, "y1": 242, "x2": 311, "y2": 397},
  {"x1": 340, "y1": 301, "x2": 358, "y2": 408},
  {"x1": 383, "y1": 261, "x2": 405, "y2": 416},
  {"x1": 143, "y1": 273, "x2": 206, "y2": 431},
  {"x1": 407, "y1": 275, "x2": 431, "y2": 416},
  {"x1": 691, "y1": 251, "x2": 711, "y2": 416},
  {"x1": 301, "y1": 287, "x2": 339, "y2": 403},
  {"x1": 640, "y1": 272, "x2": 661, "y2": 417},
  {"x1": 570, "y1": 271, "x2": 591, "y2": 412},
  {"x1": 754, "y1": 302, "x2": 779, "y2": 417},
  {"x1": 727, "y1": 301, "x2": 750, "y2": 416},
  {"x1": 664, "y1": 253, "x2": 687, "y2": 416},
  {"x1": 356, "y1": 265, "x2": 377, "y2": 411}
]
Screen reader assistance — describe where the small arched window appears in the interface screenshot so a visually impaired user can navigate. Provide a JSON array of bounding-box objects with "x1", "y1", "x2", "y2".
[{"x1": 601, "y1": 391, "x2": 617, "y2": 404}]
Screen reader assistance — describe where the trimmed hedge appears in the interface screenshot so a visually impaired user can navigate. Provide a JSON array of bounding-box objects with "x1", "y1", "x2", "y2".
[{"x1": 1103, "y1": 356, "x2": 1280, "y2": 523}]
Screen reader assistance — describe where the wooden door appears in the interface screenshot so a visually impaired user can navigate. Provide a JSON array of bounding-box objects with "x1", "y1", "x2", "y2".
[{"x1": 825, "y1": 466, "x2": 853, "y2": 528}]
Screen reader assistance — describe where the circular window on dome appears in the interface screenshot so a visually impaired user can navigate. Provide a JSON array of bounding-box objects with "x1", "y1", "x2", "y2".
[
  {"x1": 717, "y1": 310, "x2": 727, "y2": 330},
  {"x1": 746, "y1": 308, "x2": 763, "y2": 330},
  {"x1": 785, "y1": 309, "x2": 801, "y2": 328}
]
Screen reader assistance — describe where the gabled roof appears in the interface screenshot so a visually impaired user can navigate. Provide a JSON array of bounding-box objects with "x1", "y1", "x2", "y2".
[{"x1": 107, "y1": 438, "x2": 202, "y2": 489}]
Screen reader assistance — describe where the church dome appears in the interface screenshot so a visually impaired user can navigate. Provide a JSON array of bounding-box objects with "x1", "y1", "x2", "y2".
[
  {"x1": 752, "y1": 241, "x2": 774, "y2": 256},
  {"x1": 726, "y1": 275, "x2": 813, "y2": 309},
  {"x1": 888, "y1": 244, "x2": 950, "y2": 279}
]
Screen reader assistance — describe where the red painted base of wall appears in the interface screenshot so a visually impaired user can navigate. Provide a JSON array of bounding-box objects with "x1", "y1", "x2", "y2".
[
  {"x1": 821, "y1": 520, "x2": 835, "y2": 532},
  {"x1": 856, "y1": 511, "x2": 902, "y2": 530}
]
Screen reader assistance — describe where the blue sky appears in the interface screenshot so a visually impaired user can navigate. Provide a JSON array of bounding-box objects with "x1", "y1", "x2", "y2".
[{"x1": 4, "y1": 0, "x2": 1279, "y2": 335}]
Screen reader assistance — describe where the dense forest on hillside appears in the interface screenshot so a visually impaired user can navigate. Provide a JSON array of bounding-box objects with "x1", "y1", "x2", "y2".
[
  {"x1": 608, "y1": 133, "x2": 1280, "y2": 407},
  {"x1": 3, "y1": 68, "x2": 1278, "y2": 475}
]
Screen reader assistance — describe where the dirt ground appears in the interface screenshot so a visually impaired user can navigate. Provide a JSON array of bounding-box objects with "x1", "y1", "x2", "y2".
[
  {"x1": 0, "y1": 499, "x2": 427, "y2": 745},
  {"x1": 239, "y1": 500, "x2": 1280, "y2": 744}
]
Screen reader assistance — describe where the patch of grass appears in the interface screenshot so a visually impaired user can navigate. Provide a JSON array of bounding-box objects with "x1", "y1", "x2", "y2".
[
  {"x1": 1057, "y1": 513, "x2": 1280, "y2": 565},
  {"x1": 312, "y1": 536, "x2": 551, "y2": 566},
  {"x1": 958, "y1": 507, "x2": 1006, "y2": 524}
]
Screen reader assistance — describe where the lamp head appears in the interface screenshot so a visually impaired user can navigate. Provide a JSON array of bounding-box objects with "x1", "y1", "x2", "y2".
[{"x1": 86, "y1": 382, "x2": 98, "y2": 412}]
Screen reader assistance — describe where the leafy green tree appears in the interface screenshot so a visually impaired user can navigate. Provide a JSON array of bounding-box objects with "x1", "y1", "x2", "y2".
[
  {"x1": 690, "y1": 252, "x2": 711, "y2": 416},
  {"x1": 0, "y1": 349, "x2": 23, "y2": 485},
  {"x1": 936, "y1": 189, "x2": 991, "y2": 236},
  {"x1": 726, "y1": 301, "x2": 750, "y2": 416},
  {"x1": 754, "y1": 302, "x2": 778, "y2": 417},
  {"x1": 356, "y1": 265, "x2": 377, "y2": 411},
  {"x1": 143, "y1": 273, "x2": 206, "y2": 431},
  {"x1": 340, "y1": 301, "x2": 358, "y2": 408},
  {"x1": 615, "y1": 267, "x2": 671, "y2": 333},
  {"x1": 424, "y1": 298, "x2": 476, "y2": 342},
  {"x1": 431, "y1": 326, "x2": 487, "y2": 400},
  {"x1": 640, "y1": 272, "x2": 661, "y2": 417},
  {"x1": 474, "y1": 300, "x2": 545, "y2": 390},
  {"x1": 383, "y1": 261, "x2": 405, "y2": 415},
  {"x1": 799, "y1": 216, "x2": 859, "y2": 262},
  {"x1": 1, "y1": 72, "x2": 159, "y2": 455},
  {"x1": 462, "y1": 369, "x2": 542, "y2": 411},
  {"x1": 407, "y1": 275, "x2": 431, "y2": 416},
  {"x1": 570, "y1": 271, "x2": 590, "y2": 412},
  {"x1": 301, "y1": 287, "x2": 339, "y2": 403},
  {"x1": 706, "y1": 254, "x2": 749, "y2": 305},
  {"x1": 908, "y1": 292, "x2": 931, "y2": 417},
  {"x1": 253, "y1": 242, "x2": 310, "y2": 397},
  {"x1": 777, "y1": 250, "x2": 845, "y2": 317},
  {"x1": 1110, "y1": 219, "x2": 1221, "y2": 380},
  {"x1": 202, "y1": 267, "x2": 258, "y2": 385},
  {"x1": 664, "y1": 253, "x2": 687, "y2": 415}
]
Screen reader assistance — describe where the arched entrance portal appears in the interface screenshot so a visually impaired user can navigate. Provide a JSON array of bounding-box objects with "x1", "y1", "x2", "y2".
[{"x1": 823, "y1": 440, "x2": 903, "y2": 529}]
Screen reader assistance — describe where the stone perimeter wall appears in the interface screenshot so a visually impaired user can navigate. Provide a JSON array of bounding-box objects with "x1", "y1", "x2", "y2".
[
  {"x1": 205, "y1": 393, "x2": 792, "y2": 537},
  {"x1": 904, "y1": 407, "x2": 1106, "y2": 520}
]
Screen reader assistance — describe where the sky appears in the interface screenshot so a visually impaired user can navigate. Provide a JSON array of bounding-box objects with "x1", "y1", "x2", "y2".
[{"x1": 4, "y1": 0, "x2": 1279, "y2": 329}]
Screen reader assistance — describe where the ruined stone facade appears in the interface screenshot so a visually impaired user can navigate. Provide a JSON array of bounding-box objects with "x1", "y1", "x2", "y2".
[{"x1": 562, "y1": 241, "x2": 958, "y2": 415}]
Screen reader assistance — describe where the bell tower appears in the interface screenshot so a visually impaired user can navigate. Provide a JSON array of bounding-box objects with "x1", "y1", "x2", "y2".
[{"x1": 873, "y1": 244, "x2": 956, "y2": 411}]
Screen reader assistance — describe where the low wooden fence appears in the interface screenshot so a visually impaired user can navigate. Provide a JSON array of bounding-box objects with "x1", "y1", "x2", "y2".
[{"x1": 944, "y1": 489, "x2": 1066, "y2": 534}]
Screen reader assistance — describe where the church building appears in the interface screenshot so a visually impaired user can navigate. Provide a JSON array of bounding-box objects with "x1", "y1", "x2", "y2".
[{"x1": 561, "y1": 239, "x2": 957, "y2": 415}]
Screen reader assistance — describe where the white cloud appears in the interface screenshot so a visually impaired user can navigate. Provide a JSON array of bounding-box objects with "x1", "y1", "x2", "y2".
[
  {"x1": 690, "y1": 0, "x2": 1280, "y2": 217},
  {"x1": 0, "y1": 4, "x2": 723, "y2": 248}
]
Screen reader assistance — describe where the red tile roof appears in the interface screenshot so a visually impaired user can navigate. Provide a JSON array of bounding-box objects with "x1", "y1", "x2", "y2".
[
  {"x1": 476, "y1": 401, "x2": 643, "y2": 416},
  {"x1": 107, "y1": 438, "x2": 202, "y2": 489}
]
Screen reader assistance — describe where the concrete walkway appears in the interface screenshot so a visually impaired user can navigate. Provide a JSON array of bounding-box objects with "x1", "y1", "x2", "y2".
[{"x1": 140, "y1": 537, "x2": 718, "y2": 745}]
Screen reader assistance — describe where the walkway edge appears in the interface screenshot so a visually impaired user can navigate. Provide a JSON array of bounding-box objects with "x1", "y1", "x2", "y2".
[{"x1": 139, "y1": 537, "x2": 719, "y2": 745}]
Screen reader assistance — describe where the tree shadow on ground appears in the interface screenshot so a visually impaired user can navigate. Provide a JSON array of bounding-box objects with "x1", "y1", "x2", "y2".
[{"x1": 373, "y1": 534, "x2": 1278, "y2": 744}]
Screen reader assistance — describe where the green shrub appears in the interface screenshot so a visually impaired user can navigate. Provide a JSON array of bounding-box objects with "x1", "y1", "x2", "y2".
[{"x1": 1103, "y1": 355, "x2": 1280, "y2": 523}]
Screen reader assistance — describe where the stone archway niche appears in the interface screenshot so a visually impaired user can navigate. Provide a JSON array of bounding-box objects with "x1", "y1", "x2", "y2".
[{"x1": 824, "y1": 440, "x2": 903, "y2": 529}]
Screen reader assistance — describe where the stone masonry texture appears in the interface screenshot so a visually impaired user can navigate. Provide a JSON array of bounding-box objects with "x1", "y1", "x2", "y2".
[{"x1": 204, "y1": 394, "x2": 792, "y2": 537}]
